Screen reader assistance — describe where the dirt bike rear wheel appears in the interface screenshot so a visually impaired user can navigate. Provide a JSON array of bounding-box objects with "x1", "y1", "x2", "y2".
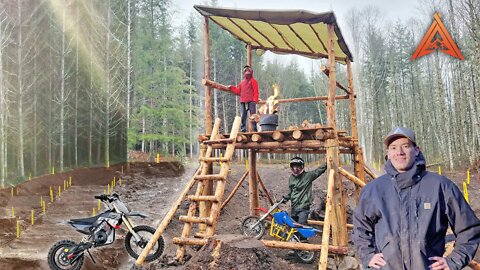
[
  {"x1": 240, "y1": 216, "x2": 265, "y2": 239},
  {"x1": 125, "y1": 225, "x2": 164, "y2": 262},
  {"x1": 289, "y1": 234, "x2": 316, "y2": 264},
  {"x1": 47, "y1": 240, "x2": 84, "y2": 270}
]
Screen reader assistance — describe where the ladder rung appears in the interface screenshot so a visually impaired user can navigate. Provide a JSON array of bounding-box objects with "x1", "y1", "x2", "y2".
[
  {"x1": 179, "y1": 215, "x2": 214, "y2": 225},
  {"x1": 199, "y1": 157, "x2": 230, "y2": 162},
  {"x1": 194, "y1": 232, "x2": 206, "y2": 238},
  {"x1": 187, "y1": 195, "x2": 219, "y2": 202},
  {"x1": 203, "y1": 138, "x2": 235, "y2": 145},
  {"x1": 194, "y1": 174, "x2": 226, "y2": 181},
  {"x1": 173, "y1": 237, "x2": 208, "y2": 246}
]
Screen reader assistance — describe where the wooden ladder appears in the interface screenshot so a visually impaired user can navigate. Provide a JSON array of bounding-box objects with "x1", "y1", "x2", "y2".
[{"x1": 173, "y1": 116, "x2": 241, "y2": 261}]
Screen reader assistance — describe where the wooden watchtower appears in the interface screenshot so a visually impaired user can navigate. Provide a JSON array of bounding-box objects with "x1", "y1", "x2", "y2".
[{"x1": 135, "y1": 6, "x2": 374, "y2": 270}]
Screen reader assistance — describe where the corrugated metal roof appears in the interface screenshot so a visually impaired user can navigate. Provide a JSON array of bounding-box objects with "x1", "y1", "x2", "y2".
[{"x1": 194, "y1": 5, "x2": 353, "y2": 63}]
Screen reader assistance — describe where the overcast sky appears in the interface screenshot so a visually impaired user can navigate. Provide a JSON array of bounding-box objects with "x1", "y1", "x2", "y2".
[{"x1": 171, "y1": 0, "x2": 424, "y2": 72}]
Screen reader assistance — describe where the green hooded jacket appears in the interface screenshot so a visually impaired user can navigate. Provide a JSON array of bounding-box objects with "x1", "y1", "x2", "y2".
[{"x1": 285, "y1": 163, "x2": 327, "y2": 210}]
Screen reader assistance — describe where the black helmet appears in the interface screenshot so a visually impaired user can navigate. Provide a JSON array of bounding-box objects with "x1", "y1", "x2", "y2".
[{"x1": 289, "y1": 157, "x2": 304, "y2": 169}]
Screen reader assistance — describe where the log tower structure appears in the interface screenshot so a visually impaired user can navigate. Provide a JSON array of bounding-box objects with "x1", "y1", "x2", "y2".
[{"x1": 136, "y1": 6, "x2": 376, "y2": 270}]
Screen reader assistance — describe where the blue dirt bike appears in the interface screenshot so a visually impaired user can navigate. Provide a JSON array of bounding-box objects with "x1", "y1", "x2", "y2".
[{"x1": 240, "y1": 198, "x2": 322, "y2": 263}]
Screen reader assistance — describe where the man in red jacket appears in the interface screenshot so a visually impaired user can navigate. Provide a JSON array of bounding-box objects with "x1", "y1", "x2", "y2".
[{"x1": 229, "y1": 65, "x2": 259, "y2": 132}]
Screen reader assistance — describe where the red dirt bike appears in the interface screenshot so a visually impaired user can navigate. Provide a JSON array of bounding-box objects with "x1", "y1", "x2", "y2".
[
  {"x1": 47, "y1": 193, "x2": 164, "y2": 270},
  {"x1": 240, "y1": 198, "x2": 321, "y2": 263}
]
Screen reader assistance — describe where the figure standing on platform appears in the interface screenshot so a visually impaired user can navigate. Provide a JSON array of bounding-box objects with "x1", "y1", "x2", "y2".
[{"x1": 229, "y1": 65, "x2": 259, "y2": 132}]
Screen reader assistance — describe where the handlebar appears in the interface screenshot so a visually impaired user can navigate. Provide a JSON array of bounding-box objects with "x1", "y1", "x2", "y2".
[
  {"x1": 94, "y1": 194, "x2": 108, "y2": 200},
  {"x1": 94, "y1": 193, "x2": 119, "y2": 202}
]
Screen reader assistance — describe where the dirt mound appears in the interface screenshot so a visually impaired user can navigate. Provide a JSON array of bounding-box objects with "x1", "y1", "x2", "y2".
[
  {"x1": 0, "y1": 258, "x2": 43, "y2": 270},
  {"x1": 184, "y1": 235, "x2": 294, "y2": 270},
  {"x1": 127, "y1": 162, "x2": 185, "y2": 177}
]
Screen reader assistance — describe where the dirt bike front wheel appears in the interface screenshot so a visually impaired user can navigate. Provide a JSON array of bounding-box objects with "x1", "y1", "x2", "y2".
[
  {"x1": 125, "y1": 225, "x2": 164, "y2": 262},
  {"x1": 47, "y1": 240, "x2": 84, "y2": 270},
  {"x1": 288, "y1": 234, "x2": 316, "y2": 264},
  {"x1": 241, "y1": 216, "x2": 265, "y2": 239}
]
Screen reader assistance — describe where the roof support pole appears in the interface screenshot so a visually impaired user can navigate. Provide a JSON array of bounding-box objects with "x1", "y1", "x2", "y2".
[
  {"x1": 347, "y1": 59, "x2": 366, "y2": 201},
  {"x1": 204, "y1": 17, "x2": 212, "y2": 135},
  {"x1": 319, "y1": 23, "x2": 348, "y2": 270},
  {"x1": 201, "y1": 16, "x2": 213, "y2": 234},
  {"x1": 245, "y1": 43, "x2": 259, "y2": 216}
]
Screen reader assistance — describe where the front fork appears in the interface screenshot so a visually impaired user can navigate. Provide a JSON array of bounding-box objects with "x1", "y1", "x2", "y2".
[{"x1": 122, "y1": 216, "x2": 143, "y2": 243}]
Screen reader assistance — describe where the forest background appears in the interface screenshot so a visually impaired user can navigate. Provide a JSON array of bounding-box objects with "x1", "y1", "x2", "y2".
[{"x1": 0, "y1": 0, "x2": 478, "y2": 187}]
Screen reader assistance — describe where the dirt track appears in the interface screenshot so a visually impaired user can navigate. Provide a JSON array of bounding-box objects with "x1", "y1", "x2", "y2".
[
  {"x1": 0, "y1": 161, "x2": 478, "y2": 270},
  {"x1": 0, "y1": 162, "x2": 190, "y2": 270}
]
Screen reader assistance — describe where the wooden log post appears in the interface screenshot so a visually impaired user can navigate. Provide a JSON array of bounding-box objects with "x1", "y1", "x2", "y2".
[
  {"x1": 203, "y1": 17, "x2": 212, "y2": 135},
  {"x1": 206, "y1": 117, "x2": 241, "y2": 237},
  {"x1": 245, "y1": 44, "x2": 259, "y2": 215},
  {"x1": 200, "y1": 15, "x2": 214, "y2": 238},
  {"x1": 347, "y1": 59, "x2": 365, "y2": 201},
  {"x1": 248, "y1": 150, "x2": 259, "y2": 215},
  {"x1": 321, "y1": 23, "x2": 348, "y2": 270},
  {"x1": 135, "y1": 167, "x2": 201, "y2": 266},
  {"x1": 319, "y1": 169, "x2": 336, "y2": 269},
  {"x1": 200, "y1": 118, "x2": 222, "y2": 235}
]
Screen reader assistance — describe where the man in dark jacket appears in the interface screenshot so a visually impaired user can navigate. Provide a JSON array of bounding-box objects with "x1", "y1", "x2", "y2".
[
  {"x1": 353, "y1": 127, "x2": 480, "y2": 270},
  {"x1": 283, "y1": 157, "x2": 327, "y2": 225},
  {"x1": 229, "y1": 65, "x2": 259, "y2": 132}
]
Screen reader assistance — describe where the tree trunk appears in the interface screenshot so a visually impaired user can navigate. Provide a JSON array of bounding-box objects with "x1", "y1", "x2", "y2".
[
  {"x1": 16, "y1": 1, "x2": 25, "y2": 178},
  {"x1": 59, "y1": 2, "x2": 66, "y2": 172},
  {"x1": 104, "y1": 0, "x2": 111, "y2": 168}
]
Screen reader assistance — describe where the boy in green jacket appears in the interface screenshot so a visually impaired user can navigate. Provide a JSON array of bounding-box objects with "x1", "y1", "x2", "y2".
[{"x1": 283, "y1": 156, "x2": 327, "y2": 225}]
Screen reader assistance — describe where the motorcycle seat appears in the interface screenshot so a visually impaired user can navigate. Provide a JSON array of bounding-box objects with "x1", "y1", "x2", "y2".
[{"x1": 69, "y1": 214, "x2": 102, "y2": 225}]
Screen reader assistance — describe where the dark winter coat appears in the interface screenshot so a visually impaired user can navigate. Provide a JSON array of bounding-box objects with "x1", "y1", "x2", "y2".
[
  {"x1": 285, "y1": 163, "x2": 327, "y2": 210},
  {"x1": 353, "y1": 153, "x2": 480, "y2": 270}
]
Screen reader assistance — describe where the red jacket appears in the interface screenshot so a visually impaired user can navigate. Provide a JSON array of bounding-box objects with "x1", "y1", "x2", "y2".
[{"x1": 230, "y1": 77, "x2": 259, "y2": 103}]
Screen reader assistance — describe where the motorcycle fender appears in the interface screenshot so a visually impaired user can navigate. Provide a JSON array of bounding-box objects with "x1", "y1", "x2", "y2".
[{"x1": 255, "y1": 207, "x2": 268, "y2": 214}]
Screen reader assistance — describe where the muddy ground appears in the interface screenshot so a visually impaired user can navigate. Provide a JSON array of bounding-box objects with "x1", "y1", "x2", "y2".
[{"x1": 0, "y1": 160, "x2": 479, "y2": 270}]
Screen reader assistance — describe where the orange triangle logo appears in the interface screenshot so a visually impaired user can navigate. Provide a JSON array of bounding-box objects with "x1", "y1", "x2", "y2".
[{"x1": 411, "y1": 13, "x2": 463, "y2": 61}]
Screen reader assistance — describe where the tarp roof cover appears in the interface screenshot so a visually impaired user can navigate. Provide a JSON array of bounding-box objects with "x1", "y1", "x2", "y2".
[{"x1": 194, "y1": 5, "x2": 353, "y2": 63}]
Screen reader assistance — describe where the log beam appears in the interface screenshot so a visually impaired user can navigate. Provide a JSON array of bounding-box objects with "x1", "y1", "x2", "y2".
[
  {"x1": 251, "y1": 134, "x2": 263, "y2": 142},
  {"x1": 257, "y1": 94, "x2": 352, "y2": 105},
  {"x1": 364, "y1": 165, "x2": 378, "y2": 179},
  {"x1": 292, "y1": 130, "x2": 304, "y2": 140},
  {"x1": 307, "y1": 219, "x2": 353, "y2": 230},
  {"x1": 221, "y1": 171, "x2": 249, "y2": 209},
  {"x1": 256, "y1": 172, "x2": 274, "y2": 205},
  {"x1": 261, "y1": 240, "x2": 348, "y2": 255},
  {"x1": 338, "y1": 167, "x2": 366, "y2": 187},
  {"x1": 272, "y1": 130, "x2": 285, "y2": 141},
  {"x1": 135, "y1": 167, "x2": 201, "y2": 266},
  {"x1": 202, "y1": 78, "x2": 231, "y2": 93},
  {"x1": 321, "y1": 65, "x2": 350, "y2": 95}
]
